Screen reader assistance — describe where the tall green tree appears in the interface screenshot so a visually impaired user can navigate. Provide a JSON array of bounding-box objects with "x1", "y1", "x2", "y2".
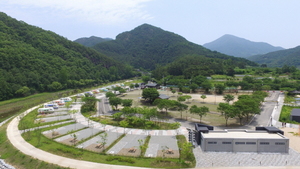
[
  {"x1": 142, "y1": 88, "x2": 159, "y2": 103},
  {"x1": 201, "y1": 95, "x2": 207, "y2": 103},
  {"x1": 217, "y1": 103, "x2": 237, "y2": 126},
  {"x1": 109, "y1": 97, "x2": 122, "y2": 109},
  {"x1": 189, "y1": 105, "x2": 209, "y2": 123},
  {"x1": 223, "y1": 94, "x2": 235, "y2": 103}
]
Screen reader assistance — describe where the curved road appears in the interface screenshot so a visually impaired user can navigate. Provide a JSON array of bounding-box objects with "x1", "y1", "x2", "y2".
[
  {"x1": 6, "y1": 106, "x2": 144, "y2": 169},
  {"x1": 7, "y1": 91, "x2": 297, "y2": 169}
]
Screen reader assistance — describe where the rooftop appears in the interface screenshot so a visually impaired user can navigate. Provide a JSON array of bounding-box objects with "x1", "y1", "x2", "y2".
[
  {"x1": 291, "y1": 109, "x2": 300, "y2": 116},
  {"x1": 202, "y1": 130, "x2": 286, "y2": 139}
]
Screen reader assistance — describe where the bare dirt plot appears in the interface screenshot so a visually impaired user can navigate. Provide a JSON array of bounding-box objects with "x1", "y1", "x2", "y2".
[
  {"x1": 118, "y1": 148, "x2": 141, "y2": 157},
  {"x1": 85, "y1": 143, "x2": 104, "y2": 153},
  {"x1": 61, "y1": 138, "x2": 79, "y2": 146},
  {"x1": 281, "y1": 127, "x2": 300, "y2": 153},
  {"x1": 157, "y1": 150, "x2": 179, "y2": 158}
]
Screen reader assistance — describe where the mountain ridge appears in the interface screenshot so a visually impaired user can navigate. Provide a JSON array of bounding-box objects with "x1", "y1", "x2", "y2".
[
  {"x1": 248, "y1": 45, "x2": 300, "y2": 67},
  {"x1": 93, "y1": 24, "x2": 257, "y2": 70},
  {"x1": 203, "y1": 34, "x2": 284, "y2": 58},
  {"x1": 74, "y1": 36, "x2": 113, "y2": 47}
]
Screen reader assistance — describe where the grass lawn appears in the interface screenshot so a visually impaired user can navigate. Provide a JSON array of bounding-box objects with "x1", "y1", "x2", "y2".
[
  {"x1": 0, "y1": 123, "x2": 70, "y2": 169},
  {"x1": 21, "y1": 122, "x2": 194, "y2": 168},
  {"x1": 279, "y1": 105, "x2": 300, "y2": 124},
  {"x1": 121, "y1": 89, "x2": 241, "y2": 127}
]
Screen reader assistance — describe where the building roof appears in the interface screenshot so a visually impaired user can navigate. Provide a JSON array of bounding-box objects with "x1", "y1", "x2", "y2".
[
  {"x1": 201, "y1": 130, "x2": 286, "y2": 139},
  {"x1": 291, "y1": 109, "x2": 300, "y2": 116},
  {"x1": 146, "y1": 83, "x2": 159, "y2": 87},
  {"x1": 158, "y1": 94, "x2": 170, "y2": 99}
]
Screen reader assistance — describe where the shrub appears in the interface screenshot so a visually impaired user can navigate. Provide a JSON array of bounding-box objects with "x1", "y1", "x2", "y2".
[{"x1": 106, "y1": 156, "x2": 135, "y2": 164}]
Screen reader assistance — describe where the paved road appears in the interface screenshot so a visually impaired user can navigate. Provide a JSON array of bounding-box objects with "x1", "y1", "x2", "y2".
[
  {"x1": 7, "y1": 106, "x2": 147, "y2": 169},
  {"x1": 248, "y1": 91, "x2": 282, "y2": 128},
  {"x1": 7, "y1": 91, "x2": 299, "y2": 169}
]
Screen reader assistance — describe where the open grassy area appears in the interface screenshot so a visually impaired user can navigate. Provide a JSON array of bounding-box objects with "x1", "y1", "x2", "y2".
[
  {"x1": 0, "y1": 90, "x2": 75, "y2": 123},
  {"x1": 0, "y1": 122, "x2": 70, "y2": 169},
  {"x1": 279, "y1": 105, "x2": 300, "y2": 124},
  {"x1": 121, "y1": 89, "x2": 242, "y2": 127},
  {"x1": 21, "y1": 123, "x2": 194, "y2": 168}
]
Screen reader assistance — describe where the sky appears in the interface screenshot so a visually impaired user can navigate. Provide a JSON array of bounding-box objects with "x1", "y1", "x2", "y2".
[{"x1": 0, "y1": 0, "x2": 299, "y2": 49}]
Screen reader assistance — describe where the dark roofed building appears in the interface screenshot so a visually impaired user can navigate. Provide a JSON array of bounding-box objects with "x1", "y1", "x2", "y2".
[
  {"x1": 158, "y1": 94, "x2": 170, "y2": 100},
  {"x1": 290, "y1": 109, "x2": 300, "y2": 123},
  {"x1": 146, "y1": 83, "x2": 160, "y2": 89}
]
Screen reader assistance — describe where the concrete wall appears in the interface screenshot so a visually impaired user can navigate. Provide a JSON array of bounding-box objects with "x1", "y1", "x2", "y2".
[
  {"x1": 200, "y1": 133, "x2": 289, "y2": 153},
  {"x1": 233, "y1": 139, "x2": 257, "y2": 152},
  {"x1": 290, "y1": 115, "x2": 300, "y2": 123}
]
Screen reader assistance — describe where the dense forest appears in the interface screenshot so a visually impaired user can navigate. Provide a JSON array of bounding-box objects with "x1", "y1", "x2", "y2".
[
  {"x1": 151, "y1": 55, "x2": 245, "y2": 80},
  {"x1": 0, "y1": 12, "x2": 136, "y2": 101},
  {"x1": 92, "y1": 24, "x2": 257, "y2": 70},
  {"x1": 74, "y1": 36, "x2": 112, "y2": 47},
  {"x1": 248, "y1": 46, "x2": 300, "y2": 68}
]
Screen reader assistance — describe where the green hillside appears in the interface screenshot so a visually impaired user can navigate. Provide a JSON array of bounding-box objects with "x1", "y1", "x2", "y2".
[
  {"x1": 93, "y1": 24, "x2": 257, "y2": 70},
  {"x1": 0, "y1": 12, "x2": 135, "y2": 101},
  {"x1": 74, "y1": 36, "x2": 112, "y2": 47},
  {"x1": 248, "y1": 46, "x2": 300, "y2": 67}
]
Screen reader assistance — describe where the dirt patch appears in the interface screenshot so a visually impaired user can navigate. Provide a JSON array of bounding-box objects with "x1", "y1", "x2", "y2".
[
  {"x1": 60, "y1": 138, "x2": 78, "y2": 146},
  {"x1": 157, "y1": 150, "x2": 179, "y2": 158},
  {"x1": 44, "y1": 131, "x2": 61, "y2": 138},
  {"x1": 117, "y1": 148, "x2": 141, "y2": 157},
  {"x1": 281, "y1": 127, "x2": 300, "y2": 153},
  {"x1": 84, "y1": 143, "x2": 105, "y2": 153}
]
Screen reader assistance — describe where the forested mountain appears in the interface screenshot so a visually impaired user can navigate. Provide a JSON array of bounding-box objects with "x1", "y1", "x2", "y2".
[
  {"x1": 74, "y1": 36, "x2": 113, "y2": 47},
  {"x1": 248, "y1": 46, "x2": 300, "y2": 68},
  {"x1": 93, "y1": 24, "x2": 257, "y2": 70},
  {"x1": 0, "y1": 12, "x2": 135, "y2": 101},
  {"x1": 152, "y1": 55, "x2": 245, "y2": 80},
  {"x1": 203, "y1": 34, "x2": 284, "y2": 58}
]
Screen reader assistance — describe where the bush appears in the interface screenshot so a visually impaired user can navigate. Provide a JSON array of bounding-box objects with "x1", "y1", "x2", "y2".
[{"x1": 106, "y1": 156, "x2": 135, "y2": 164}]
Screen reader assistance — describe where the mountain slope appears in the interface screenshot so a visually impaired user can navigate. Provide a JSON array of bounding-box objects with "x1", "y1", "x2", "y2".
[
  {"x1": 93, "y1": 24, "x2": 257, "y2": 70},
  {"x1": 0, "y1": 12, "x2": 135, "y2": 101},
  {"x1": 203, "y1": 34, "x2": 284, "y2": 58},
  {"x1": 248, "y1": 46, "x2": 300, "y2": 67},
  {"x1": 74, "y1": 36, "x2": 113, "y2": 47}
]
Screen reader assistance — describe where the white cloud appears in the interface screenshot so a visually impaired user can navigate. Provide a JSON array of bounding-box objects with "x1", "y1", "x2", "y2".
[{"x1": 4, "y1": 0, "x2": 154, "y2": 24}]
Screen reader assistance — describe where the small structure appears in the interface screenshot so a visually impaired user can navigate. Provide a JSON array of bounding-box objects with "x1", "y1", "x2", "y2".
[
  {"x1": 141, "y1": 82, "x2": 160, "y2": 89},
  {"x1": 195, "y1": 124, "x2": 289, "y2": 153},
  {"x1": 158, "y1": 94, "x2": 170, "y2": 100},
  {"x1": 290, "y1": 109, "x2": 300, "y2": 123}
]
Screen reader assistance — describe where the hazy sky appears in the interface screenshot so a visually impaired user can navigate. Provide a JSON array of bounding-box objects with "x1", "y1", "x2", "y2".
[{"x1": 1, "y1": 0, "x2": 299, "y2": 49}]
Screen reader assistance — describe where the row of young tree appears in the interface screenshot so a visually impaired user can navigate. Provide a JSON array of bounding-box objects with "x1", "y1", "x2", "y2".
[
  {"x1": 143, "y1": 72, "x2": 300, "y2": 96},
  {"x1": 217, "y1": 91, "x2": 268, "y2": 126}
]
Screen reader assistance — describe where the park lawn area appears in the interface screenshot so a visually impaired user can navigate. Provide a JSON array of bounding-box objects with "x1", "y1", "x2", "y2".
[
  {"x1": 120, "y1": 89, "x2": 242, "y2": 127},
  {"x1": 0, "y1": 123, "x2": 69, "y2": 169},
  {"x1": 280, "y1": 105, "x2": 300, "y2": 124},
  {"x1": 22, "y1": 125, "x2": 194, "y2": 168},
  {"x1": 0, "y1": 90, "x2": 77, "y2": 123},
  {"x1": 90, "y1": 116, "x2": 180, "y2": 130}
]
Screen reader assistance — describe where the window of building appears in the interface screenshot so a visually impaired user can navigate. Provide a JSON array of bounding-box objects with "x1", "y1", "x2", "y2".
[
  {"x1": 260, "y1": 142, "x2": 270, "y2": 145},
  {"x1": 275, "y1": 142, "x2": 285, "y2": 145},
  {"x1": 235, "y1": 142, "x2": 245, "y2": 145},
  {"x1": 246, "y1": 142, "x2": 256, "y2": 145},
  {"x1": 222, "y1": 142, "x2": 232, "y2": 144},
  {"x1": 207, "y1": 141, "x2": 217, "y2": 144}
]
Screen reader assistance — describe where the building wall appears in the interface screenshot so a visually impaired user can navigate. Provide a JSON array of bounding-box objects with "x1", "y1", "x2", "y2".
[
  {"x1": 233, "y1": 139, "x2": 257, "y2": 152},
  {"x1": 201, "y1": 134, "x2": 289, "y2": 153},
  {"x1": 290, "y1": 115, "x2": 300, "y2": 123}
]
